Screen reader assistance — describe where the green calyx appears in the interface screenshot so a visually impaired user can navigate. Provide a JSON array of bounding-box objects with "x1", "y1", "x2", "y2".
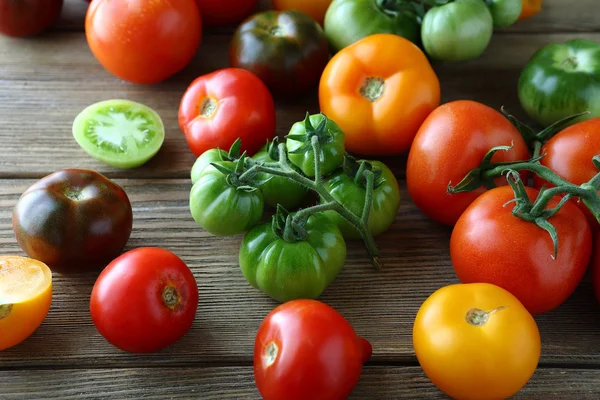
[
  {"x1": 272, "y1": 205, "x2": 309, "y2": 242},
  {"x1": 375, "y1": 0, "x2": 419, "y2": 17},
  {"x1": 286, "y1": 113, "x2": 336, "y2": 155},
  {"x1": 211, "y1": 154, "x2": 271, "y2": 192},
  {"x1": 343, "y1": 154, "x2": 384, "y2": 189}
]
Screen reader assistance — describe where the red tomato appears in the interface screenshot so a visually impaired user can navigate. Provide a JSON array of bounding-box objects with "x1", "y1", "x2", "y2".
[
  {"x1": 406, "y1": 100, "x2": 530, "y2": 226},
  {"x1": 534, "y1": 118, "x2": 600, "y2": 230},
  {"x1": 85, "y1": 0, "x2": 202, "y2": 84},
  {"x1": 254, "y1": 299, "x2": 372, "y2": 400},
  {"x1": 179, "y1": 68, "x2": 276, "y2": 157},
  {"x1": 195, "y1": 0, "x2": 259, "y2": 27},
  {"x1": 90, "y1": 247, "x2": 199, "y2": 353},
  {"x1": 0, "y1": 0, "x2": 63, "y2": 37},
  {"x1": 450, "y1": 185, "x2": 592, "y2": 315}
]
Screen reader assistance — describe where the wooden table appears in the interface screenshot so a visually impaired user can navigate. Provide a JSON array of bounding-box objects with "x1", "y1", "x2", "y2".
[{"x1": 2, "y1": 1, "x2": 600, "y2": 398}]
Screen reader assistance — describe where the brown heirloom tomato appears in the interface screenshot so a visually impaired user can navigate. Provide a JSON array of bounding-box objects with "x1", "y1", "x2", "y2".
[
  {"x1": 12, "y1": 169, "x2": 133, "y2": 274},
  {"x1": 229, "y1": 10, "x2": 330, "y2": 96},
  {"x1": 0, "y1": 0, "x2": 64, "y2": 37}
]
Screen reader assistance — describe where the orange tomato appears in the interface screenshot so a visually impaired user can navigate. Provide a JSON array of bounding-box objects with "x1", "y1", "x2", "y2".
[
  {"x1": 319, "y1": 33, "x2": 440, "y2": 156},
  {"x1": 272, "y1": 0, "x2": 332, "y2": 25},
  {"x1": 519, "y1": 0, "x2": 542, "y2": 20},
  {"x1": 413, "y1": 283, "x2": 541, "y2": 400},
  {"x1": 0, "y1": 256, "x2": 52, "y2": 351}
]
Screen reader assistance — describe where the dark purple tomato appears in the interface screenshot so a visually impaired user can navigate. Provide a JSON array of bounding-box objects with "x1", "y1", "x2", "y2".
[
  {"x1": 0, "y1": 0, "x2": 64, "y2": 38},
  {"x1": 12, "y1": 169, "x2": 133, "y2": 274}
]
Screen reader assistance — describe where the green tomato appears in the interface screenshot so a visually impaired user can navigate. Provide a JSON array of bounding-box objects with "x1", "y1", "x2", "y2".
[
  {"x1": 72, "y1": 99, "x2": 165, "y2": 169},
  {"x1": 286, "y1": 114, "x2": 346, "y2": 178},
  {"x1": 421, "y1": 0, "x2": 493, "y2": 62},
  {"x1": 322, "y1": 160, "x2": 400, "y2": 239},
  {"x1": 324, "y1": 0, "x2": 420, "y2": 54},
  {"x1": 189, "y1": 162, "x2": 264, "y2": 236},
  {"x1": 190, "y1": 149, "x2": 229, "y2": 184},
  {"x1": 518, "y1": 39, "x2": 600, "y2": 127},
  {"x1": 239, "y1": 213, "x2": 346, "y2": 302},
  {"x1": 486, "y1": 0, "x2": 522, "y2": 28},
  {"x1": 252, "y1": 144, "x2": 308, "y2": 210}
]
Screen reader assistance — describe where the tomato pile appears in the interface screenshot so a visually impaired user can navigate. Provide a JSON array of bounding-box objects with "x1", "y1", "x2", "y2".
[{"x1": 3, "y1": 0, "x2": 600, "y2": 399}]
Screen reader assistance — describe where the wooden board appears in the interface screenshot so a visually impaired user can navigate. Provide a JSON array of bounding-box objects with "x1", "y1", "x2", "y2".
[{"x1": 3, "y1": 366, "x2": 600, "y2": 399}]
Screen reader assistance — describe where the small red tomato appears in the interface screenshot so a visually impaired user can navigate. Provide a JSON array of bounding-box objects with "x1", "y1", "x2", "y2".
[
  {"x1": 451, "y1": 185, "x2": 592, "y2": 315},
  {"x1": 85, "y1": 0, "x2": 202, "y2": 84},
  {"x1": 90, "y1": 247, "x2": 199, "y2": 353},
  {"x1": 254, "y1": 299, "x2": 372, "y2": 400},
  {"x1": 0, "y1": 0, "x2": 64, "y2": 37},
  {"x1": 195, "y1": 0, "x2": 259, "y2": 27},
  {"x1": 179, "y1": 68, "x2": 276, "y2": 157}
]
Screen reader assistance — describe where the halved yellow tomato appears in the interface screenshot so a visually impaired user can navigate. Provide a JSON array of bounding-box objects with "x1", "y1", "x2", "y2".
[{"x1": 0, "y1": 256, "x2": 52, "y2": 351}]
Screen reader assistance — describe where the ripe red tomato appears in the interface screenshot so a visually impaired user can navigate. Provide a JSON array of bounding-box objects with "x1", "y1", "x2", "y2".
[
  {"x1": 592, "y1": 234, "x2": 600, "y2": 304},
  {"x1": 406, "y1": 100, "x2": 530, "y2": 226},
  {"x1": 179, "y1": 68, "x2": 276, "y2": 157},
  {"x1": 195, "y1": 0, "x2": 258, "y2": 27},
  {"x1": 85, "y1": 0, "x2": 202, "y2": 84},
  {"x1": 254, "y1": 299, "x2": 372, "y2": 400},
  {"x1": 90, "y1": 247, "x2": 199, "y2": 353},
  {"x1": 0, "y1": 0, "x2": 63, "y2": 37},
  {"x1": 534, "y1": 118, "x2": 600, "y2": 230},
  {"x1": 450, "y1": 185, "x2": 592, "y2": 315}
]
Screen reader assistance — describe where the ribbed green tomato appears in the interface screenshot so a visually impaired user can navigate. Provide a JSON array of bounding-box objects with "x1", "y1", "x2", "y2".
[
  {"x1": 189, "y1": 162, "x2": 264, "y2": 236},
  {"x1": 239, "y1": 213, "x2": 346, "y2": 302},
  {"x1": 322, "y1": 160, "x2": 400, "y2": 239}
]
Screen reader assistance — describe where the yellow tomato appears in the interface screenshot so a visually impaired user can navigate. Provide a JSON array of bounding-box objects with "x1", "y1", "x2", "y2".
[
  {"x1": 0, "y1": 256, "x2": 52, "y2": 351},
  {"x1": 272, "y1": 0, "x2": 332, "y2": 25},
  {"x1": 413, "y1": 283, "x2": 541, "y2": 400}
]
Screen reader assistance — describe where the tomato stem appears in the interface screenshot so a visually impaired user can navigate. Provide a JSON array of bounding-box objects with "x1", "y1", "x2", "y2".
[
  {"x1": 242, "y1": 143, "x2": 383, "y2": 269},
  {"x1": 162, "y1": 286, "x2": 180, "y2": 309}
]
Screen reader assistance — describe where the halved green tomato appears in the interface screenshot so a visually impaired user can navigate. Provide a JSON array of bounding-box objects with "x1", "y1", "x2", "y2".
[{"x1": 72, "y1": 99, "x2": 165, "y2": 169}]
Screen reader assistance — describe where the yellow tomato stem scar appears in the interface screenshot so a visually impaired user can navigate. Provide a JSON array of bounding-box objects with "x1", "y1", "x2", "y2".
[
  {"x1": 200, "y1": 98, "x2": 218, "y2": 118},
  {"x1": 465, "y1": 306, "x2": 508, "y2": 327},
  {"x1": 0, "y1": 304, "x2": 13, "y2": 320},
  {"x1": 360, "y1": 77, "x2": 385, "y2": 102}
]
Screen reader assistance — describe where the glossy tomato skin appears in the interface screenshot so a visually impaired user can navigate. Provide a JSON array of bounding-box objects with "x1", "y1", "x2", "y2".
[
  {"x1": 592, "y1": 234, "x2": 600, "y2": 304},
  {"x1": 0, "y1": 0, "x2": 63, "y2": 37},
  {"x1": 319, "y1": 33, "x2": 440, "y2": 156},
  {"x1": 179, "y1": 68, "x2": 276, "y2": 157},
  {"x1": 534, "y1": 118, "x2": 600, "y2": 230},
  {"x1": 195, "y1": 0, "x2": 258, "y2": 27},
  {"x1": 230, "y1": 10, "x2": 330, "y2": 96},
  {"x1": 12, "y1": 169, "x2": 133, "y2": 274},
  {"x1": 90, "y1": 247, "x2": 199, "y2": 353},
  {"x1": 406, "y1": 100, "x2": 530, "y2": 226},
  {"x1": 239, "y1": 213, "x2": 346, "y2": 302},
  {"x1": 254, "y1": 299, "x2": 372, "y2": 400},
  {"x1": 85, "y1": 0, "x2": 202, "y2": 84},
  {"x1": 273, "y1": 0, "x2": 332, "y2": 25},
  {"x1": 413, "y1": 283, "x2": 541, "y2": 400},
  {"x1": 324, "y1": 0, "x2": 420, "y2": 53},
  {"x1": 450, "y1": 185, "x2": 592, "y2": 315},
  {"x1": 322, "y1": 160, "x2": 400, "y2": 239}
]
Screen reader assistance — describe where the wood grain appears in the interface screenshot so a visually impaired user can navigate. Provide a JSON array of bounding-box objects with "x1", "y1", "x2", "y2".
[
  {"x1": 1, "y1": 31, "x2": 599, "y2": 180},
  {"x1": 1, "y1": 179, "x2": 600, "y2": 369},
  {"x1": 3, "y1": 366, "x2": 600, "y2": 399},
  {"x1": 51, "y1": 0, "x2": 600, "y2": 33}
]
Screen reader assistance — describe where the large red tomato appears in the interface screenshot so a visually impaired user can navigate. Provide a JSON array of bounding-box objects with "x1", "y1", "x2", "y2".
[
  {"x1": 178, "y1": 68, "x2": 276, "y2": 157},
  {"x1": 534, "y1": 118, "x2": 600, "y2": 230},
  {"x1": 406, "y1": 100, "x2": 530, "y2": 226},
  {"x1": 195, "y1": 0, "x2": 259, "y2": 27},
  {"x1": 0, "y1": 0, "x2": 63, "y2": 37},
  {"x1": 592, "y1": 234, "x2": 600, "y2": 304},
  {"x1": 254, "y1": 299, "x2": 372, "y2": 400},
  {"x1": 85, "y1": 0, "x2": 202, "y2": 84},
  {"x1": 450, "y1": 185, "x2": 592, "y2": 315},
  {"x1": 90, "y1": 247, "x2": 199, "y2": 353}
]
